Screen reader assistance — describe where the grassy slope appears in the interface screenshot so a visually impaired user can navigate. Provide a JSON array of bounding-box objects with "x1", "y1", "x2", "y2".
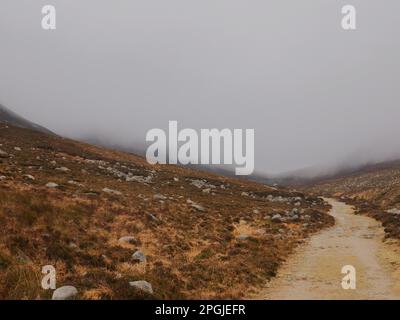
[
  {"x1": 308, "y1": 163, "x2": 400, "y2": 239},
  {"x1": 0, "y1": 124, "x2": 333, "y2": 299}
]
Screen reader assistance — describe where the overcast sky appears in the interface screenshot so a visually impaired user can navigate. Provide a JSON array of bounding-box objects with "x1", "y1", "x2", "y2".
[{"x1": 1, "y1": 1, "x2": 399, "y2": 175}]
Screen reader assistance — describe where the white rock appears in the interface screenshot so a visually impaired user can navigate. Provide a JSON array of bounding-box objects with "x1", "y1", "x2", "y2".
[
  {"x1": 102, "y1": 188, "x2": 122, "y2": 195},
  {"x1": 271, "y1": 214, "x2": 282, "y2": 223},
  {"x1": 52, "y1": 286, "x2": 78, "y2": 300},
  {"x1": 46, "y1": 182, "x2": 59, "y2": 188},
  {"x1": 0, "y1": 150, "x2": 8, "y2": 157},
  {"x1": 56, "y1": 167, "x2": 70, "y2": 172},
  {"x1": 387, "y1": 208, "x2": 400, "y2": 215},
  {"x1": 118, "y1": 236, "x2": 137, "y2": 244},
  {"x1": 126, "y1": 175, "x2": 152, "y2": 183},
  {"x1": 153, "y1": 194, "x2": 167, "y2": 200},
  {"x1": 68, "y1": 180, "x2": 83, "y2": 187},
  {"x1": 14, "y1": 147, "x2": 21, "y2": 151},
  {"x1": 187, "y1": 200, "x2": 206, "y2": 212},
  {"x1": 132, "y1": 250, "x2": 147, "y2": 263},
  {"x1": 129, "y1": 281, "x2": 153, "y2": 294}
]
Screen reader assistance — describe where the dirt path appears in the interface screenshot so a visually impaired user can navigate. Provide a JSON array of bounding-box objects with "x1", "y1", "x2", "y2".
[{"x1": 253, "y1": 198, "x2": 400, "y2": 300}]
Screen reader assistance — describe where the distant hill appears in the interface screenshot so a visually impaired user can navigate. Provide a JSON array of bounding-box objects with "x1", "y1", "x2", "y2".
[
  {"x1": 307, "y1": 159, "x2": 400, "y2": 239},
  {"x1": 0, "y1": 104, "x2": 54, "y2": 135}
]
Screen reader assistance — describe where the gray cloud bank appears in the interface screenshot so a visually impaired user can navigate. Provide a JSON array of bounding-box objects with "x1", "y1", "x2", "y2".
[{"x1": 0, "y1": 0, "x2": 399, "y2": 175}]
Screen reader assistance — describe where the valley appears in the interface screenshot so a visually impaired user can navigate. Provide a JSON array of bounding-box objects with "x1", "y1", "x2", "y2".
[
  {"x1": 1, "y1": 106, "x2": 400, "y2": 300},
  {"x1": 0, "y1": 123, "x2": 333, "y2": 299}
]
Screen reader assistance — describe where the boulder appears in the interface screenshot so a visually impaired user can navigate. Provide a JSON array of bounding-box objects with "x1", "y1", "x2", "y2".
[
  {"x1": 236, "y1": 234, "x2": 250, "y2": 241},
  {"x1": 102, "y1": 188, "x2": 122, "y2": 195},
  {"x1": 271, "y1": 214, "x2": 282, "y2": 223},
  {"x1": 0, "y1": 150, "x2": 8, "y2": 158},
  {"x1": 129, "y1": 280, "x2": 153, "y2": 294},
  {"x1": 118, "y1": 236, "x2": 137, "y2": 245},
  {"x1": 46, "y1": 182, "x2": 59, "y2": 188},
  {"x1": 52, "y1": 286, "x2": 78, "y2": 300},
  {"x1": 132, "y1": 250, "x2": 146, "y2": 263},
  {"x1": 153, "y1": 194, "x2": 167, "y2": 200}
]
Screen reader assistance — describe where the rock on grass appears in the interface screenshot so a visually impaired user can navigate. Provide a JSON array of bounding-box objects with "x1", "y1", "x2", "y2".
[
  {"x1": 52, "y1": 286, "x2": 78, "y2": 300},
  {"x1": 129, "y1": 281, "x2": 153, "y2": 294}
]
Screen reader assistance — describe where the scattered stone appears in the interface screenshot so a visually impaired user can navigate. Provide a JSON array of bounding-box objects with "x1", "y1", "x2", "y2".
[
  {"x1": 387, "y1": 208, "x2": 400, "y2": 215},
  {"x1": 192, "y1": 204, "x2": 206, "y2": 212},
  {"x1": 82, "y1": 192, "x2": 99, "y2": 197},
  {"x1": 153, "y1": 194, "x2": 167, "y2": 200},
  {"x1": 129, "y1": 281, "x2": 153, "y2": 295},
  {"x1": 147, "y1": 213, "x2": 161, "y2": 223},
  {"x1": 46, "y1": 182, "x2": 59, "y2": 188},
  {"x1": 0, "y1": 150, "x2": 8, "y2": 158},
  {"x1": 68, "y1": 180, "x2": 83, "y2": 187},
  {"x1": 236, "y1": 234, "x2": 250, "y2": 241},
  {"x1": 68, "y1": 242, "x2": 78, "y2": 249},
  {"x1": 132, "y1": 250, "x2": 147, "y2": 263},
  {"x1": 241, "y1": 192, "x2": 249, "y2": 197},
  {"x1": 23, "y1": 174, "x2": 35, "y2": 181},
  {"x1": 56, "y1": 167, "x2": 70, "y2": 172},
  {"x1": 0, "y1": 175, "x2": 6, "y2": 180},
  {"x1": 271, "y1": 214, "x2": 282, "y2": 223},
  {"x1": 126, "y1": 175, "x2": 153, "y2": 183},
  {"x1": 187, "y1": 200, "x2": 206, "y2": 212},
  {"x1": 202, "y1": 188, "x2": 211, "y2": 194},
  {"x1": 118, "y1": 236, "x2": 137, "y2": 245},
  {"x1": 52, "y1": 286, "x2": 78, "y2": 300},
  {"x1": 102, "y1": 188, "x2": 122, "y2": 195}
]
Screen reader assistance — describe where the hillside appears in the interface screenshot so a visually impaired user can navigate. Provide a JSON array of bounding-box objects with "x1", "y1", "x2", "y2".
[
  {"x1": 308, "y1": 161, "x2": 400, "y2": 239},
  {"x1": 0, "y1": 104, "x2": 53, "y2": 135},
  {"x1": 0, "y1": 123, "x2": 333, "y2": 299}
]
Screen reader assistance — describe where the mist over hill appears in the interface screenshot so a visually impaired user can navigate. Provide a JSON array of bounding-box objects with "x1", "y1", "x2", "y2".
[{"x1": 0, "y1": 104, "x2": 53, "y2": 135}]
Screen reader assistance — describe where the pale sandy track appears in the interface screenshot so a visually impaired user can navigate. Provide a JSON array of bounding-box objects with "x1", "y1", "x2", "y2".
[{"x1": 253, "y1": 199, "x2": 400, "y2": 300}]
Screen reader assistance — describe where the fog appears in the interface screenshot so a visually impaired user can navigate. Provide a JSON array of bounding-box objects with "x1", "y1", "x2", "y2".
[{"x1": 1, "y1": 0, "x2": 399, "y2": 175}]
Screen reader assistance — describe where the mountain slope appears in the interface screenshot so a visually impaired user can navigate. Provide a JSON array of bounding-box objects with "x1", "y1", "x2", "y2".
[
  {"x1": 0, "y1": 123, "x2": 333, "y2": 299},
  {"x1": 308, "y1": 160, "x2": 400, "y2": 239},
  {"x1": 0, "y1": 104, "x2": 53, "y2": 135}
]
